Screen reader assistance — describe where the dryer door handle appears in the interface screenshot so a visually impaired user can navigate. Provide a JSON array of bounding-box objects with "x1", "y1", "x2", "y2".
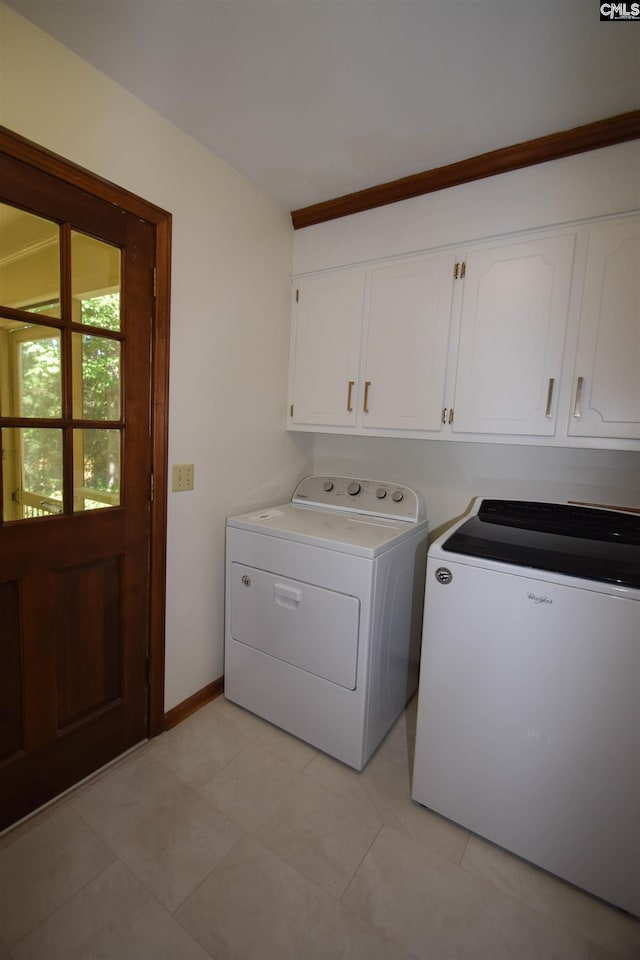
[{"x1": 273, "y1": 582, "x2": 302, "y2": 608}]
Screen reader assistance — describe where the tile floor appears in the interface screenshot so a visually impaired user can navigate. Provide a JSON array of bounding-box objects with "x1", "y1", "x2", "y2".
[{"x1": 0, "y1": 695, "x2": 638, "y2": 960}]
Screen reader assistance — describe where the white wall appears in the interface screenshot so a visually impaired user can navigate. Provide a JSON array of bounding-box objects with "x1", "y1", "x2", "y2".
[
  {"x1": 293, "y1": 139, "x2": 640, "y2": 273},
  {"x1": 294, "y1": 142, "x2": 640, "y2": 532},
  {"x1": 312, "y1": 436, "x2": 640, "y2": 539},
  {"x1": 2, "y1": 3, "x2": 638, "y2": 712},
  {"x1": 0, "y1": 4, "x2": 313, "y2": 711}
]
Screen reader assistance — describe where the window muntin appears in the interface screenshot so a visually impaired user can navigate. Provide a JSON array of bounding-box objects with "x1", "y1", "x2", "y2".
[{"x1": 0, "y1": 206, "x2": 125, "y2": 520}]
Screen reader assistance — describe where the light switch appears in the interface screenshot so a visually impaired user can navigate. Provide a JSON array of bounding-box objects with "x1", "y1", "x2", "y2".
[{"x1": 172, "y1": 463, "x2": 194, "y2": 492}]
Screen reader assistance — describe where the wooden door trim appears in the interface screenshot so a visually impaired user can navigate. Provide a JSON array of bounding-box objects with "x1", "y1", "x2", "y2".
[
  {"x1": 0, "y1": 125, "x2": 170, "y2": 737},
  {"x1": 291, "y1": 109, "x2": 640, "y2": 229}
]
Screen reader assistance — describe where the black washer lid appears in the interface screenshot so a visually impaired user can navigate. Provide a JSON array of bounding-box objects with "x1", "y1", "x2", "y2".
[{"x1": 442, "y1": 500, "x2": 640, "y2": 589}]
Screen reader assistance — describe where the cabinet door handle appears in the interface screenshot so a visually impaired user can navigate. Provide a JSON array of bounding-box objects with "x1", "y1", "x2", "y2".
[
  {"x1": 442, "y1": 408, "x2": 447, "y2": 424},
  {"x1": 545, "y1": 378, "x2": 555, "y2": 419},
  {"x1": 573, "y1": 377, "x2": 584, "y2": 418},
  {"x1": 346, "y1": 380, "x2": 354, "y2": 412},
  {"x1": 448, "y1": 408, "x2": 454, "y2": 425},
  {"x1": 363, "y1": 380, "x2": 371, "y2": 414}
]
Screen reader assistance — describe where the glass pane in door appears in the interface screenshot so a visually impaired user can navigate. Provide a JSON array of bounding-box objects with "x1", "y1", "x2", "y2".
[
  {"x1": 72, "y1": 333, "x2": 121, "y2": 420},
  {"x1": 1, "y1": 427, "x2": 63, "y2": 521},
  {"x1": 73, "y1": 428, "x2": 120, "y2": 511},
  {"x1": 0, "y1": 203, "x2": 61, "y2": 317},
  {"x1": 0, "y1": 319, "x2": 62, "y2": 418},
  {"x1": 71, "y1": 232, "x2": 121, "y2": 330}
]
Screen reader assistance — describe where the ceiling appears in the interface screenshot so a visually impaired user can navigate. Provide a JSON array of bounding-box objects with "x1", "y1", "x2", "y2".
[{"x1": 6, "y1": 1, "x2": 640, "y2": 212}]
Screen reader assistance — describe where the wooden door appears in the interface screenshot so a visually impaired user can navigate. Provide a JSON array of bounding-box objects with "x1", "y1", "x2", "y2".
[
  {"x1": 568, "y1": 217, "x2": 640, "y2": 440},
  {"x1": 452, "y1": 233, "x2": 575, "y2": 436},
  {"x1": 0, "y1": 149, "x2": 158, "y2": 828},
  {"x1": 362, "y1": 254, "x2": 455, "y2": 432},
  {"x1": 288, "y1": 270, "x2": 365, "y2": 428}
]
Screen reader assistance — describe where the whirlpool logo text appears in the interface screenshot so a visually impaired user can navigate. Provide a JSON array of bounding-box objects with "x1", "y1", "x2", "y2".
[
  {"x1": 528, "y1": 592, "x2": 553, "y2": 605},
  {"x1": 600, "y1": 2, "x2": 640, "y2": 19}
]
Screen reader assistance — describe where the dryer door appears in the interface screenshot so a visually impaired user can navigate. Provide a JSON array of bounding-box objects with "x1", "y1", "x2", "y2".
[{"x1": 230, "y1": 563, "x2": 360, "y2": 689}]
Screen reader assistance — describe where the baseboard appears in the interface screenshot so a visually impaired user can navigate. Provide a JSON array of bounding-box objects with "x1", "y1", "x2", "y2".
[{"x1": 163, "y1": 676, "x2": 224, "y2": 730}]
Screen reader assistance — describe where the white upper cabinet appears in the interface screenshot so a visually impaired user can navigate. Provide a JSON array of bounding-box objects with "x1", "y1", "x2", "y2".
[
  {"x1": 289, "y1": 270, "x2": 365, "y2": 427},
  {"x1": 288, "y1": 213, "x2": 639, "y2": 449},
  {"x1": 361, "y1": 255, "x2": 455, "y2": 432},
  {"x1": 567, "y1": 218, "x2": 640, "y2": 440},
  {"x1": 451, "y1": 234, "x2": 575, "y2": 436},
  {"x1": 288, "y1": 254, "x2": 455, "y2": 436}
]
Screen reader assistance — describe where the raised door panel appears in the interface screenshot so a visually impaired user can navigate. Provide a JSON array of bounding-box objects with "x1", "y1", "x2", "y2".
[
  {"x1": 362, "y1": 255, "x2": 455, "y2": 432},
  {"x1": 568, "y1": 218, "x2": 640, "y2": 440},
  {"x1": 55, "y1": 556, "x2": 122, "y2": 730},
  {"x1": 452, "y1": 234, "x2": 575, "y2": 436},
  {"x1": 0, "y1": 580, "x2": 23, "y2": 763},
  {"x1": 289, "y1": 271, "x2": 365, "y2": 427}
]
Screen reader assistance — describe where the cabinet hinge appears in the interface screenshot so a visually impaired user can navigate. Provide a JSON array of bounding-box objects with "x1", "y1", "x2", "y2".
[
  {"x1": 295, "y1": 288, "x2": 299, "y2": 303},
  {"x1": 290, "y1": 403, "x2": 294, "y2": 417}
]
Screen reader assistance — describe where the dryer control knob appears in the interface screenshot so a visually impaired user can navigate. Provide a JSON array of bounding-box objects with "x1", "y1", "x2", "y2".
[
  {"x1": 322, "y1": 480, "x2": 334, "y2": 492},
  {"x1": 375, "y1": 488, "x2": 387, "y2": 499},
  {"x1": 347, "y1": 481, "x2": 361, "y2": 496},
  {"x1": 392, "y1": 489, "x2": 404, "y2": 502}
]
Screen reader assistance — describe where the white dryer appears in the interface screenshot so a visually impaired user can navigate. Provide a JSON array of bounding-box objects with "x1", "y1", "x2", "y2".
[{"x1": 225, "y1": 476, "x2": 428, "y2": 769}]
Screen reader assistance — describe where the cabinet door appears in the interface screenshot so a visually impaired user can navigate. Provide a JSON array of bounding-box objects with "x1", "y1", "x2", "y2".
[
  {"x1": 452, "y1": 234, "x2": 575, "y2": 436},
  {"x1": 289, "y1": 271, "x2": 364, "y2": 427},
  {"x1": 361, "y1": 255, "x2": 455, "y2": 432},
  {"x1": 568, "y1": 218, "x2": 640, "y2": 440}
]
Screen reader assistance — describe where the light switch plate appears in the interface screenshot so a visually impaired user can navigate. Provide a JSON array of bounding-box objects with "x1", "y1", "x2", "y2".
[{"x1": 172, "y1": 463, "x2": 194, "y2": 492}]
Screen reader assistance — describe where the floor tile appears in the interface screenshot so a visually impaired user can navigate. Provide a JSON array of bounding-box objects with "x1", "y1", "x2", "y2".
[
  {"x1": 0, "y1": 806, "x2": 59, "y2": 854},
  {"x1": 149, "y1": 699, "x2": 250, "y2": 788},
  {"x1": 200, "y1": 741, "x2": 300, "y2": 827},
  {"x1": 392, "y1": 799, "x2": 470, "y2": 865},
  {"x1": 305, "y1": 751, "x2": 391, "y2": 820},
  {"x1": 462, "y1": 834, "x2": 640, "y2": 960},
  {"x1": 72, "y1": 754, "x2": 244, "y2": 911},
  {"x1": 589, "y1": 946, "x2": 627, "y2": 960},
  {"x1": 201, "y1": 743, "x2": 381, "y2": 898},
  {"x1": 210, "y1": 696, "x2": 318, "y2": 769},
  {"x1": 342, "y1": 825, "x2": 590, "y2": 960},
  {"x1": 4, "y1": 697, "x2": 633, "y2": 960},
  {"x1": 306, "y1": 708, "x2": 413, "y2": 825},
  {"x1": 306, "y1": 712, "x2": 469, "y2": 866},
  {"x1": 0, "y1": 743, "x2": 153, "y2": 855},
  {"x1": 0, "y1": 806, "x2": 115, "y2": 948},
  {"x1": 176, "y1": 834, "x2": 414, "y2": 960},
  {"x1": 11, "y1": 860, "x2": 211, "y2": 960}
]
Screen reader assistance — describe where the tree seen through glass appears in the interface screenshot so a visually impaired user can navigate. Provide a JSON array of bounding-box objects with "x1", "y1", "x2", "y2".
[{"x1": 20, "y1": 293, "x2": 121, "y2": 506}]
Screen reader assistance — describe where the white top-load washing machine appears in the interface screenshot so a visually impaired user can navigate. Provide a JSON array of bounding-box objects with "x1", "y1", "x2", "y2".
[
  {"x1": 412, "y1": 498, "x2": 640, "y2": 916},
  {"x1": 225, "y1": 476, "x2": 428, "y2": 769}
]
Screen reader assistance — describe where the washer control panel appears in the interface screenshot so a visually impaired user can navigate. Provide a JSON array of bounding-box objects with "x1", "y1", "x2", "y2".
[{"x1": 292, "y1": 476, "x2": 425, "y2": 522}]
